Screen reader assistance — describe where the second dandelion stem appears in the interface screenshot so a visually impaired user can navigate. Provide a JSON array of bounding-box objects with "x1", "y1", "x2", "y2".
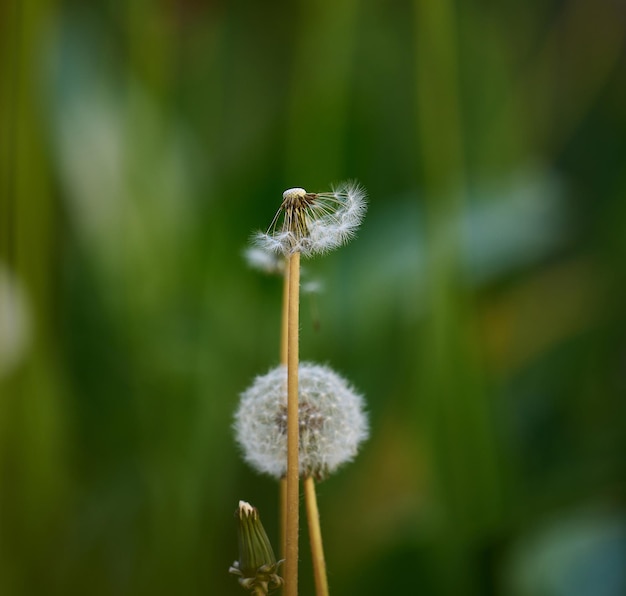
[
  {"x1": 304, "y1": 476, "x2": 329, "y2": 596},
  {"x1": 285, "y1": 251, "x2": 301, "y2": 596},
  {"x1": 280, "y1": 266, "x2": 289, "y2": 561}
]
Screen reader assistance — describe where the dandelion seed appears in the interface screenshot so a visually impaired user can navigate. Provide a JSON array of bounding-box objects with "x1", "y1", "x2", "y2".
[
  {"x1": 234, "y1": 362, "x2": 369, "y2": 480},
  {"x1": 242, "y1": 246, "x2": 285, "y2": 275},
  {"x1": 254, "y1": 181, "x2": 367, "y2": 257},
  {"x1": 301, "y1": 280, "x2": 323, "y2": 295}
]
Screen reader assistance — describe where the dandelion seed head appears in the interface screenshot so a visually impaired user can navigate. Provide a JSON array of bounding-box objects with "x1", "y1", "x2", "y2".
[
  {"x1": 234, "y1": 362, "x2": 369, "y2": 480},
  {"x1": 255, "y1": 181, "x2": 367, "y2": 258}
]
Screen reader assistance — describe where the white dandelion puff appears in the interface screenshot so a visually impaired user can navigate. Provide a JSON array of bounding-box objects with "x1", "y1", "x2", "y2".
[
  {"x1": 234, "y1": 362, "x2": 369, "y2": 480},
  {"x1": 254, "y1": 181, "x2": 367, "y2": 257}
]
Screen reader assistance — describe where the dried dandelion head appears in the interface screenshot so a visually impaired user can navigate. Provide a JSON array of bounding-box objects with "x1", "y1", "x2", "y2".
[
  {"x1": 234, "y1": 362, "x2": 369, "y2": 480},
  {"x1": 254, "y1": 181, "x2": 366, "y2": 257}
]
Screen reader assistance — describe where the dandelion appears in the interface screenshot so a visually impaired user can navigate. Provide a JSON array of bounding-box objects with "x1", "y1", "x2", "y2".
[
  {"x1": 235, "y1": 362, "x2": 369, "y2": 480},
  {"x1": 229, "y1": 501, "x2": 283, "y2": 595},
  {"x1": 255, "y1": 181, "x2": 366, "y2": 257},
  {"x1": 248, "y1": 181, "x2": 367, "y2": 596}
]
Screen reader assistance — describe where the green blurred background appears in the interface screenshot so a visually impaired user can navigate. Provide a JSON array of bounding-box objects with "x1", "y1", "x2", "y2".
[{"x1": 2, "y1": 0, "x2": 626, "y2": 595}]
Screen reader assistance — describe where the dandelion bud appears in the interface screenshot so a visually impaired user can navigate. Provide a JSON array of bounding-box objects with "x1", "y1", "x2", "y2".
[
  {"x1": 254, "y1": 181, "x2": 367, "y2": 257},
  {"x1": 234, "y1": 362, "x2": 369, "y2": 480},
  {"x1": 229, "y1": 501, "x2": 283, "y2": 594}
]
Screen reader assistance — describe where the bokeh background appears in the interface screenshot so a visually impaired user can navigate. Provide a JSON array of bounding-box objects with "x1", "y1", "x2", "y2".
[{"x1": 2, "y1": 1, "x2": 626, "y2": 595}]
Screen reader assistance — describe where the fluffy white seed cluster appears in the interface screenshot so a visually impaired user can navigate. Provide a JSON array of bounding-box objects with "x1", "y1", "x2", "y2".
[
  {"x1": 234, "y1": 362, "x2": 368, "y2": 480},
  {"x1": 254, "y1": 181, "x2": 367, "y2": 257}
]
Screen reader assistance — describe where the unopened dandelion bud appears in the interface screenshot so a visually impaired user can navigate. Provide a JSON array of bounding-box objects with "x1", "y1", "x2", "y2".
[
  {"x1": 235, "y1": 362, "x2": 369, "y2": 480},
  {"x1": 254, "y1": 181, "x2": 367, "y2": 257},
  {"x1": 229, "y1": 501, "x2": 283, "y2": 594}
]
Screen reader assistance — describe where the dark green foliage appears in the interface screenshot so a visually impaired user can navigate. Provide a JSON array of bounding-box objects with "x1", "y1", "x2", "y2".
[{"x1": 1, "y1": 1, "x2": 626, "y2": 595}]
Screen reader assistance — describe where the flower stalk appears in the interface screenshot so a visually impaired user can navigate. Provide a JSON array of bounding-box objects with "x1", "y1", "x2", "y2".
[
  {"x1": 304, "y1": 476, "x2": 329, "y2": 596},
  {"x1": 280, "y1": 266, "x2": 289, "y2": 561},
  {"x1": 284, "y1": 251, "x2": 301, "y2": 596}
]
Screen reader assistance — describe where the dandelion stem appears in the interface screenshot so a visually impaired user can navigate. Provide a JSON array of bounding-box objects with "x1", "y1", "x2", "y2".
[
  {"x1": 280, "y1": 264, "x2": 289, "y2": 561},
  {"x1": 280, "y1": 265, "x2": 290, "y2": 365},
  {"x1": 304, "y1": 476, "x2": 329, "y2": 596},
  {"x1": 285, "y1": 251, "x2": 301, "y2": 596},
  {"x1": 280, "y1": 476, "x2": 288, "y2": 561}
]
